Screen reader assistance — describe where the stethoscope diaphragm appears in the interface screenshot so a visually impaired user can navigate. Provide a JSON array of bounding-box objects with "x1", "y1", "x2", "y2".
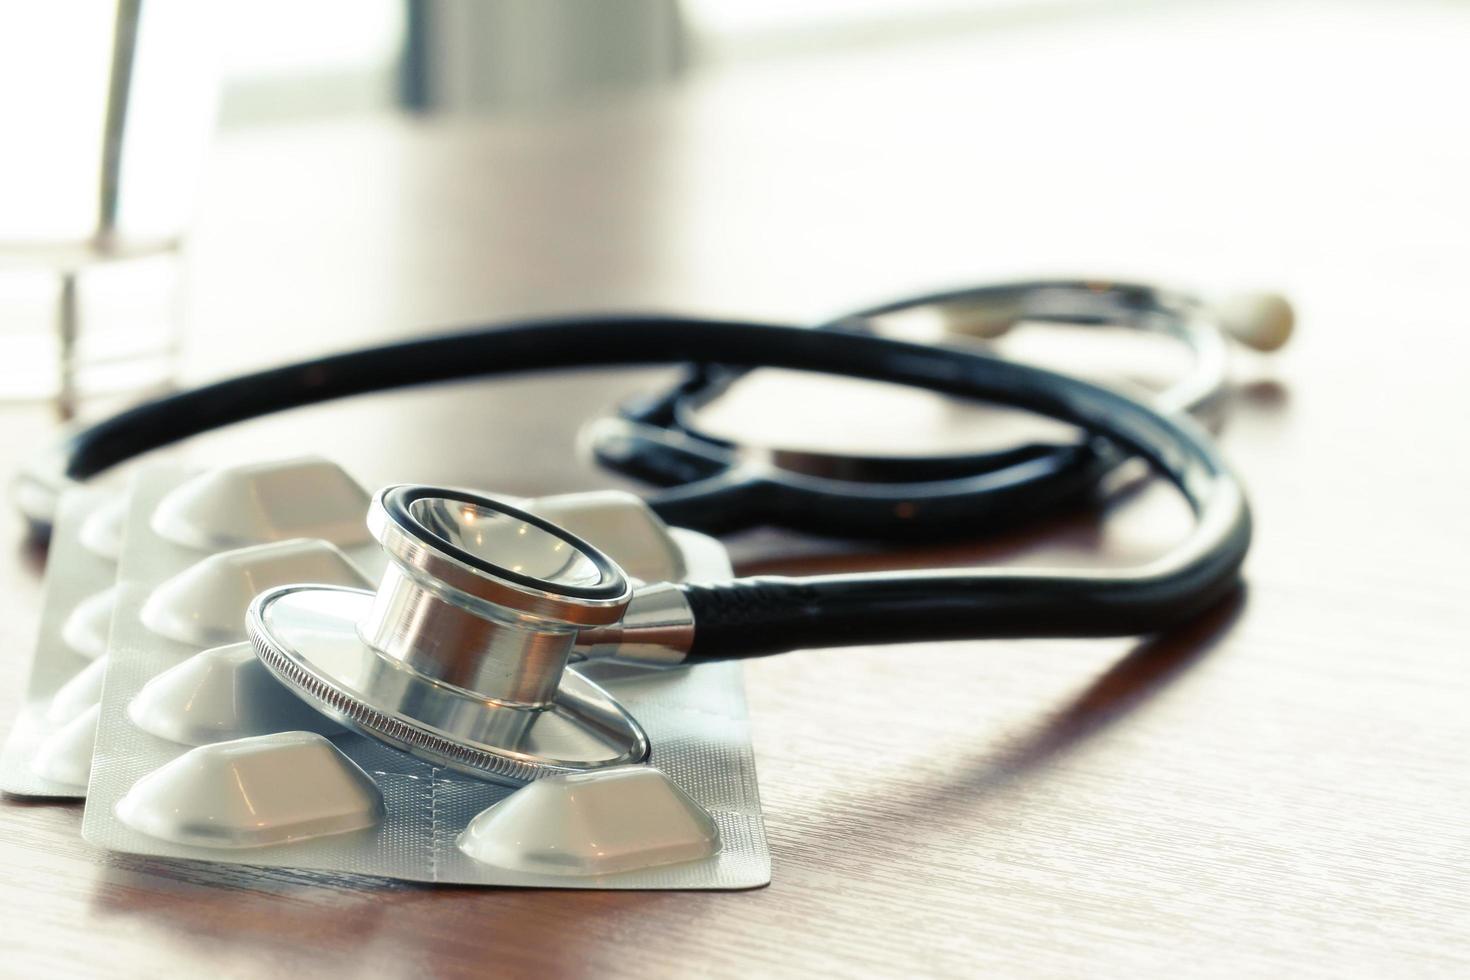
[{"x1": 247, "y1": 487, "x2": 651, "y2": 783}]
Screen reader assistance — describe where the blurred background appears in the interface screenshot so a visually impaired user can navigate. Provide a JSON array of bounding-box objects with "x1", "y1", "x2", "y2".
[{"x1": 0, "y1": 0, "x2": 1464, "y2": 507}]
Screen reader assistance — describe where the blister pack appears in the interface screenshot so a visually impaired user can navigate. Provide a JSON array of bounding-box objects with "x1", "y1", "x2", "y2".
[
  {"x1": 81, "y1": 460, "x2": 770, "y2": 888},
  {"x1": 0, "y1": 489, "x2": 123, "y2": 798}
]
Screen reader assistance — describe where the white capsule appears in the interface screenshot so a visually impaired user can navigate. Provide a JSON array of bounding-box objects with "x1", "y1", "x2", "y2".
[
  {"x1": 151, "y1": 456, "x2": 372, "y2": 552},
  {"x1": 115, "y1": 732, "x2": 383, "y2": 849},
  {"x1": 78, "y1": 493, "x2": 129, "y2": 561},
  {"x1": 128, "y1": 642, "x2": 342, "y2": 746},
  {"x1": 31, "y1": 702, "x2": 100, "y2": 789},
  {"x1": 458, "y1": 765, "x2": 720, "y2": 876},
  {"x1": 141, "y1": 539, "x2": 369, "y2": 647},
  {"x1": 47, "y1": 655, "x2": 109, "y2": 724},
  {"x1": 61, "y1": 585, "x2": 118, "y2": 660}
]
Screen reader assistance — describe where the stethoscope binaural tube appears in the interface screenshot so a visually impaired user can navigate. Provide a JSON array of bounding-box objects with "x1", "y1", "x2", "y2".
[
  {"x1": 588, "y1": 280, "x2": 1289, "y2": 541},
  {"x1": 21, "y1": 316, "x2": 1250, "y2": 655},
  {"x1": 597, "y1": 318, "x2": 1251, "y2": 658}
]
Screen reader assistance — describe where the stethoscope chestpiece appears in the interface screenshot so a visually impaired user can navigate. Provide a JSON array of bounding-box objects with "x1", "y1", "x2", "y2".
[{"x1": 247, "y1": 485, "x2": 651, "y2": 784}]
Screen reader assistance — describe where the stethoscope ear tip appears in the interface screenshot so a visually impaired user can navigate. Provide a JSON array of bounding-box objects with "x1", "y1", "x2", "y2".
[{"x1": 1216, "y1": 291, "x2": 1295, "y2": 352}]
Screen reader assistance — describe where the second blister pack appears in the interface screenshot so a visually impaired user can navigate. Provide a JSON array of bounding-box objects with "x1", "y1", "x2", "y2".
[
  {"x1": 81, "y1": 459, "x2": 770, "y2": 888},
  {"x1": 0, "y1": 489, "x2": 125, "y2": 797}
]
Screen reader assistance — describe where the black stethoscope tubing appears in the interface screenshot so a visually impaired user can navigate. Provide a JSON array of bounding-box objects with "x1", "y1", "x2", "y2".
[
  {"x1": 16, "y1": 314, "x2": 1249, "y2": 657},
  {"x1": 588, "y1": 280, "x2": 1225, "y2": 540}
]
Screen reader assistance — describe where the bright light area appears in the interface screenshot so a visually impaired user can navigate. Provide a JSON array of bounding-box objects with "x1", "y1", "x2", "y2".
[
  {"x1": 688, "y1": 0, "x2": 1009, "y2": 35},
  {"x1": 214, "y1": 0, "x2": 404, "y2": 125},
  {"x1": 0, "y1": 4, "x2": 114, "y2": 241},
  {"x1": 0, "y1": 0, "x2": 404, "y2": 244},
  {"x1": 117, "y1": 1, "x2": 220, "y2": 239},
  {"x1": 683, "y1": 0, "x2": 1128, "y2": 59},
  {"x1": 218, "y1": 0, "x2": 403, "y2": 78}
]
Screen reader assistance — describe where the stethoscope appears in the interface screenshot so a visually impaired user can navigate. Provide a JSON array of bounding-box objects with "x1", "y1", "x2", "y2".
[
  {"x1": 14, "y1": 280, "x2": 1290, "y2": 783},
  {"x1": 587, "y1": 280, "x2": 1291, "y2": 539}
]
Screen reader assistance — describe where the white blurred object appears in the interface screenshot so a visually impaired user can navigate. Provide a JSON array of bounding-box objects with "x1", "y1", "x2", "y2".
[
  {"x1": 47, "y1": 656, "x2": 110, "y2": 725},
  {"x1": 0, "y1": 1, "x2": 219, "y2": 404},
  {"x1": 78, "y1": 492, "x2": 129, "y2": 561},
  {"x1": 30, "y1": 703, "x2": 100, "y2": 789},
  {"x1": 60, "y1": 584, "x2": 117, "y2": 660},
  {"x1": 1216, "y1": 290, "x2": 1295, "y2": 352},
  {"x1": 525, "y1": 490, "x2": 686, "y2": 584},
  {"x1": 410, "y1": 0, "x2": 684, "y2": 114}
]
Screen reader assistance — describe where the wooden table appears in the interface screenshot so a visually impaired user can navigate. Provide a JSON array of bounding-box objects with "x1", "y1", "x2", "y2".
[{"x1": 3, "y1": 3, "x2": 1468, "y2": 976}]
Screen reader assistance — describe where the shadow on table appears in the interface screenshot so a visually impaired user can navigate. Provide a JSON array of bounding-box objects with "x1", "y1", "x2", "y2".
[
  {"x1": 788, "y1": 588, "x2": 1246, "y2": 838},
  {"x1": 75, "y1": 552, "x2": 1247, "y2": 970},
  {"x1": 998, "y1": 589, "x2": 1244, "y2": 773},
  {"x1": 83, "y1": 846, "x2": 732, "y2": 974}
]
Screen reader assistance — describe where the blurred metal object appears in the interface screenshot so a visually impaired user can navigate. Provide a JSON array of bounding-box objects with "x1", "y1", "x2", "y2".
[
  {"x1": 0, "y1": 0, "x2": 216, "y2": 411},
  {"x1": 402, "y1": 0, "x2": 685, "y2": 114},
  {"x1": 98, "y1": 0, "x2": 142, "y2": 238}
]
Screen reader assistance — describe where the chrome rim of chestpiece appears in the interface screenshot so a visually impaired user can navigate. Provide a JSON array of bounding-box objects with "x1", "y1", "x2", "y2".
[{"x1": 248, "y1": 485, "x2": 657, "y2": 784}]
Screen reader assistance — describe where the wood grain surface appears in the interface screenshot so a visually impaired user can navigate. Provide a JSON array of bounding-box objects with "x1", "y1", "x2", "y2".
[{"x1": 2, "y1": 3, "x2": 1468, "y2": 976}]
